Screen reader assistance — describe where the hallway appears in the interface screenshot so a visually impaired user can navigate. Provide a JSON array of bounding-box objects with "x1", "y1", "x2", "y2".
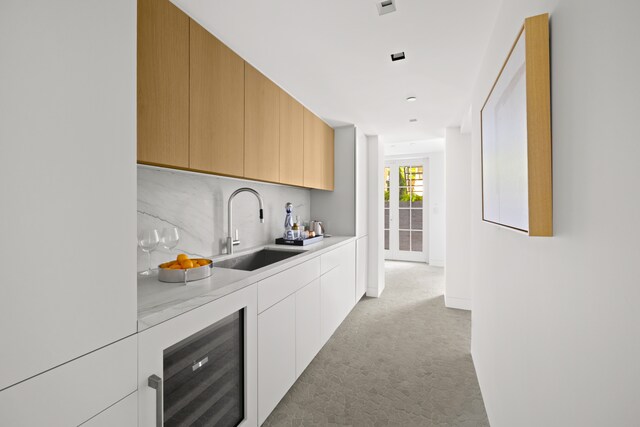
[{"x1": 264, "y1": 261, "x2": 488, "y2": 426}]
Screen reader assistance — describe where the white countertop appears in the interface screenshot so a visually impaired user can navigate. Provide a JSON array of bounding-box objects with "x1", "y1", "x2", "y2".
[{"x1": 137, "y1": 235, "x2": 356, "y2": 331}]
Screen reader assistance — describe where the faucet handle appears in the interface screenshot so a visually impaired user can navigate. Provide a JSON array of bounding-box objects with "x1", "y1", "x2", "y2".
[{"x1": 233, "y1": 229, "x2": 240, "y2": 246}]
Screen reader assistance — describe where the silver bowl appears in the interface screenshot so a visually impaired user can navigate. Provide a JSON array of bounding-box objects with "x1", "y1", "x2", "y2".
[{"x1": 157, "y1": 260, "x2": 213, "y2": 284}]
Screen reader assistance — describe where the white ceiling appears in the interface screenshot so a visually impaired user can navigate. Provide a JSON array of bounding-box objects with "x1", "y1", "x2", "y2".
[
  {"x1": 385, "y1": 139, "x2": 445, "y2": 156},
  {"x1": 173, "y1": 0, "x2": 501, "y2": 143}
]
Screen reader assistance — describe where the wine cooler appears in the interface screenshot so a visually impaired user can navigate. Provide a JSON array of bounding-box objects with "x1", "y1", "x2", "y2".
[
  {"x1": 140, "y1": 284, "x2": 257, "y2": 427},
  {"x1": 159, "y1": 310, "x2": 244, "y2": 426}
]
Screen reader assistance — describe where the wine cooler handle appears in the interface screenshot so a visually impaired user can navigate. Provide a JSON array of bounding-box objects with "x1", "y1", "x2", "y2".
[{"x1": 148, "y1": 374, "x2": 163, "y2": 427}]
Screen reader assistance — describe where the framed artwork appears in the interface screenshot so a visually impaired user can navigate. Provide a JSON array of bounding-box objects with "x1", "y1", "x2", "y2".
[{"x1": 481, "y1": 13, "x2": 552, "y2": 236}]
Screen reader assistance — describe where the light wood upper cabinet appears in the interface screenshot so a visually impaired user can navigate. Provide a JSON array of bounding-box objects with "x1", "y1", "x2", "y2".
[
  {"x1": 189, "y1": 20, "x2": 245, "y2": 177},
  {"x1": 137, "y1": 0, "x2": 189, "y2": 168},
  {"x1": 279, "y1": 91, "x2": 304, "y2": 187},
  {"x1": 244, "y1": 64, "x2": 280, "y2": 182},
  {"x1": 137, "y1": 2, "x2": 333, "y2": 190},
  {"x1": 322, "y1": 123, "x2": 335, "y2": 191},
  {"x1": 303, "y1": 108, "x2": 324, "y2": 189},
  {"x1": 303, "y1": 108, "x2": 334, "y2": 190}
]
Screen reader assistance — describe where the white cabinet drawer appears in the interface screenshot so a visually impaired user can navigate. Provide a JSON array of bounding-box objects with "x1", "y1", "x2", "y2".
[
  {"x1": 81, "y1": 392, "x2": 137, "y2": 427},
  {"x1": 320, "y1": 242, "x2": 352, "y2": 275},
  {"x1": 258, "y1": 257, "x2": 320, "y2": 313},
  {"x1": 0, "y1": 335, "x2": 137, "y2": 427}
]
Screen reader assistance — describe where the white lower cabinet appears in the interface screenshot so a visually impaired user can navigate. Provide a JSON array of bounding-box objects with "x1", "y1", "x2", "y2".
[
  {"x1": 254, "y1": 240, "x2": 358, "y2": 425},
  {"x1": 320, "y1": 241, "x2": 356, "y2": 345},
  {"x1": 295, "y1": 278, "x2": 321, "y2": 377},
  {"x1": 81, "y1": 392, "x2": 137, "y2": 427},
  {"x1": 320, "y1": 266, "x2": 344, "y2": 344},
  {"x1": 258, "y1": 294, "x2": 296, "y2": 424},
  {"x1": 138, "y1": 284, "x2": 258, "y2": 427},
  {"x1": 0, "y1": 335, "x2": 137, "y2": 427}
]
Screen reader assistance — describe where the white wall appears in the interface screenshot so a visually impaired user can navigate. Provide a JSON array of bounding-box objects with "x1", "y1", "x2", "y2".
[
  {"x1": 367, "y1": 135, "x2": 385, "y2": 297},
  {"x1": 427, "y1": 152, "x2": 445, "y2": 266},
  {"x1": 470, "y1": 1, "x2": 640, "y2": 426},
  {"x1": 355, "y1": 128, "x2": 369, "y2": 238},
  {"x1": 138, "y1": 166, "x2": 310, "y2": 270},
  {"x1": 445, "y1": 127, "x2": 471, "y2": 310},
  {"x1": 310, "y1": 126, "x2": 356, "y2": 236}
]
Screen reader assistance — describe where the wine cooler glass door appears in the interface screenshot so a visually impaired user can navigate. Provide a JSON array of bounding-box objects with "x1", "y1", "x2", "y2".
[{"x1": 161, "y1": 310, "x2": 245, "y2": 427}]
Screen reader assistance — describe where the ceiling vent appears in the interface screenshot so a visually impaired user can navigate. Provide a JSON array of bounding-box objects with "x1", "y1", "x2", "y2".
[
  {"x1": 391, "y1": 51, "x2": 406, "y2": 62},
  {"x1": 377, "y1": 0, "x2": 396, "y2": 16}
]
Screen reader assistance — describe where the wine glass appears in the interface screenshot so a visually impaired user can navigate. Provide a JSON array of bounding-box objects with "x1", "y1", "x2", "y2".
[
  {"x1": 138, "y1": 229, "x2": 160, "y2": 276},
  {"x1": 160, "y1": 227, "x2": 180, "y2": 255}
]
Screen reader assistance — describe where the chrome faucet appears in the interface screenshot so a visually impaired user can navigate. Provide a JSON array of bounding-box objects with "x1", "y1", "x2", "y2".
[{"x1": 227, "y1": 187, "x2": 264, "y2": 254}]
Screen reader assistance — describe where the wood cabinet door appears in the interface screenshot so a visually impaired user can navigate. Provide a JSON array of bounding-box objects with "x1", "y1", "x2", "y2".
[
  {"x1": 303, "y1": 108, "x2": 323, "y2": 189},
  {"x1": 279, "y1": 90, "x2": 304, "y2": 186},
  {"x1": 258, "y1": 294, "x2": 296, "y2": 425},
  {"x1": 137, "y1": 0, "x2": 189, "y2": 168},
  {"x1": 322, "y1": 122, "x2": 335, "y2": 190},
  {"x1": 189, "y1": 20, "x2": 244, "y2": 177},
  {"x1": 244, "y1": 64, "x2": 280, "y2": 182}
]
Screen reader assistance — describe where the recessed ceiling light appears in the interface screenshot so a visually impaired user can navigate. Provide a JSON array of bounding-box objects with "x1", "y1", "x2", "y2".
[
  {"x1": 409, "y1": 119, "x2": 418, "y2": 122},
  {"x1": 391, "y1": 52, "x2": 406, "y2": 62},
  {"x1": 406, "y1": 96, "x2": 417, "y2": 102},
  {"x1": 377, "y1": 0, "x2": 397, "y2": 16}
]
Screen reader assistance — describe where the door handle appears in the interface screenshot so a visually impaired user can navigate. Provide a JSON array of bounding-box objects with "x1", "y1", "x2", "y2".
[{"x1": 148, "y1": 374, "x2": 163, "y2": 427}]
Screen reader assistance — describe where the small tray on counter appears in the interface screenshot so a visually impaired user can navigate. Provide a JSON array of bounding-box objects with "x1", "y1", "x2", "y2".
[{"x1": 275, "y1": 235, "x2": 324, "y2": 246}]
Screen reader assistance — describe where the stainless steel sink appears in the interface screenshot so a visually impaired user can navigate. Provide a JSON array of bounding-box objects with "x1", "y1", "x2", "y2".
[{"x1": 213, "y1": 249, "x2": 304, "y2": 271}]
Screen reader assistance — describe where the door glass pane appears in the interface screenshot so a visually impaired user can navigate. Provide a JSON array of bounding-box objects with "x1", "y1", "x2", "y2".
[
  {"x1": 399, "y1": 209, "x2": 410, "y2": 229},
  {"x1": 399, "y1": 230, "x2": 410, "y2": 251},
  {"x1": 411, "y1": 231, "x2": 423, "y2": 252},
  {"x1": 384, "y1": 167, "x2": 390, "y2": 208},
  {"x1": 384, "y1": 230, "x2": 389, "y2": 250},
  {"x1": 384, "y1": 209, "x2": 389, "y2": 229},
  {"x1": 407, "y1": 166, "x2": 423, "y2": 184},
  {"x1": 412, "y1": 186, "x2": 423, "y2": 208},
  {"x1": 411, "y1": 209, "x2": 423, "y2": 230},
  {"x1": 399, "y1": 187, "x2": 410, "y2": 207}
]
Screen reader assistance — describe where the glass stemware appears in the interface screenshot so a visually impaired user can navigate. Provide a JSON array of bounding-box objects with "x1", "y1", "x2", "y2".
[
  {"x1": 160, "y1": 227, "x2": 180, "y2": 255},
  {"x1": 138, "y1": 229, "x2": 160, "y2": 276}
]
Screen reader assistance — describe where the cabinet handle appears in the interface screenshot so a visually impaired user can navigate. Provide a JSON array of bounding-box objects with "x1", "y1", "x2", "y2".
[
  {"x1": 192, "y1": 356, "x2": 209, "y2": 372},
  {"x1": 148, "y1": 374, "x2": 163, "y2": 427}
]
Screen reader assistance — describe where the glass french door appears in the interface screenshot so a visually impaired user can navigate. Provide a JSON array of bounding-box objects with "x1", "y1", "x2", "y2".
[{"x1": 384, "y1": 160, "x2": 428, "y2": 262}]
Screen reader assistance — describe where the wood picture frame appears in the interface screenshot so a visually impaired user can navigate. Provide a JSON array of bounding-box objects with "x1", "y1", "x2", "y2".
[{"x1": 481, "y1": 13, "x2": 552, "y2": 236}]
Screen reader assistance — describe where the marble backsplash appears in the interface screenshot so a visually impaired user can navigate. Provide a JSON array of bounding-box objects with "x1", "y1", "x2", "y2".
[{"x1": 137, "y1": 166, "x2": 310, "y2": 272}]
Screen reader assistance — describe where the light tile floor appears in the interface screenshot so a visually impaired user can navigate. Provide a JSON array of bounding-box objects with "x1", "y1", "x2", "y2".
[{"x1": 263, "y1": 261, "x2": 489, "y2": 427}]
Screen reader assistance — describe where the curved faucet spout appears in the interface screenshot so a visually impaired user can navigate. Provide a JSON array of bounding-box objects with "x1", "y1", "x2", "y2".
[{"x1": 227, "y1": 187, "x2": 265, "y2": 254}]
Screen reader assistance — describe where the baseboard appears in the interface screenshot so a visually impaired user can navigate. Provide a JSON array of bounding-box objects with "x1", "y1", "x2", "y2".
[
  {"x1": 429, "y1": 258, "x2": 444, "y2": 267},
  {"x1": 366, "y1": 284, "x2": 385, "y2": 298},
  {"x1": 445, "y1": 295, "x2": 471, "y2": 310}
]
